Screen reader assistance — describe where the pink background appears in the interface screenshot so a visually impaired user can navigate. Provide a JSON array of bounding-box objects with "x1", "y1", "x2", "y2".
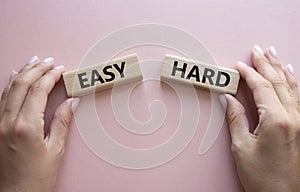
[{"x1": 1, "y1": 1, "x2": 300, "y2": 191}]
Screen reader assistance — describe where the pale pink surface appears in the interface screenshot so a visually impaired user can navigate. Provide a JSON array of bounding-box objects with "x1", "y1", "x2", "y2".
[{"x1": 0, "y1": 1, "x2": 300, "y2": 192}]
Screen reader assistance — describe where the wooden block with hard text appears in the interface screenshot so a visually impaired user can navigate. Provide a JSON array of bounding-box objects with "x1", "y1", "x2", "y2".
[
  {"x1": 161, "y1": 54, "x2": 240, "y2": 95},
  {"x1": 63, "y1": 54, "x2": 143, "y2": 97}
]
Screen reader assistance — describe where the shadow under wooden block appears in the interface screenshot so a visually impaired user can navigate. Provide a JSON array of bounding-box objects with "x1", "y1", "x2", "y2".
[
  {"x1": 161, "y1": 54, "x2": 240, "y2": 95},
  {"x1": 63, "y1": 54, "x2": 143, "y2": 97}
]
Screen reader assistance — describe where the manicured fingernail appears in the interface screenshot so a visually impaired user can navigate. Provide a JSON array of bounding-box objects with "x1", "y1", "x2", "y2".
[
  {"x1": 72, "y1": 98, "x2": 80, "y2": 112},
  {"x1": 287, "y1": 64, "x2": 295, "y2": 76},
  {"x1": 218, "y1": 94, "x2": 227, "y2": 109},
  {"x1": 42, "y1": 57, "x2": 54, "y2": 63},
  {"x1": 9, "y1": 70, "x2": 18, "y2": 81},
  {"x1": 237, "y1": 61, "x2": 248, "y2": 67},
  {"x1": 27, "y1": 56, "x2": 38, "y2": 65},
  {"x1": 268, "y1": 46, "x2": 277, "y2": 58},
  {"x1": 54, "y1": 65, "x2": 64, "y2": 70},
  {"x1": 254, "y1": 45, "x2": 264, "y2": 56}
]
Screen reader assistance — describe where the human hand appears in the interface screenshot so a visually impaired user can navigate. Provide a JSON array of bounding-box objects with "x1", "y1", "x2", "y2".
[
  {"x1": 0, "y1": 57, "x2": 79, "y2": 192},
  {"x1": 223, "y1": 45, "x2": 300, "y2": 192}
]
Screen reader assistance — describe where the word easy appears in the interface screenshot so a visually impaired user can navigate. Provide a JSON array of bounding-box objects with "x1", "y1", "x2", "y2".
[
  {"x1": 77, "y1": 62, "x2": 125, "y2": 89},
  {"x1": 161, "y1": 54, "x2": 240, "y2": 94},
  {"x1": 63, "y1": 54, "x2": 143, "y2": 97}
]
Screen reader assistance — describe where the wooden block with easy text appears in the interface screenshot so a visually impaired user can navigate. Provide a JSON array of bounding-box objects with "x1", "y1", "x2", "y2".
[
  {"x1": 161, "y1": 54, "x2": 240, "y2": 95},
  {"x1": 63, "y1": 54, "x2": 143, "y2": 97}
]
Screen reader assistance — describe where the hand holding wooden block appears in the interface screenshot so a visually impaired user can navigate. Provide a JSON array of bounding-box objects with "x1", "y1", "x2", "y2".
[
  {"x1": 63, "y1": 54, "x2": 143, "y2": 97},
  {"x1": 161, "y1": 54, "x2": 240, "y2": 95}
]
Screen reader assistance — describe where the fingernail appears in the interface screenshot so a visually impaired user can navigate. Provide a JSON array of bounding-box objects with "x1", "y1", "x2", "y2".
[
  {"x1": 42, "y1": 57, "x2": 54, "y2": 63},
  {"x1": 72, "y1": 98, "x2": 80, "y2": 112},
  {"x1": 9, "y1": 70, "x2": 18, "y2": 81},
  {"x1": 218, "y1": 94, "x2": 227, "y2": 109},
  {"x1": 268, "y1": 46, "x2": 277, "y2": 58},
  {"x1": 254, "y1": 45, "x2": 264, "y2": 56},
  {"x1": 287, "y1": 64, "x2": 295, "y2": 76},
  {"x1": 54, "y1": 65, "x2": 64, "y2": 70},
  {"x1": 27, "y1": 56, "x2": 38, "y2": 65},
  {"x1": 237, "y1": 61, "x2": 248, "y2": 67}
]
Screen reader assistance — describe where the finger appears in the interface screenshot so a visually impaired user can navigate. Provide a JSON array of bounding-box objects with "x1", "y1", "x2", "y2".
[
  {"x1": 283, "y1": 64, "x2": 300, "y2": 112},
  {"x1": 0, "y1": 55, "x2": 38, "y2": 118},
  {"x1": 3, "y1": 58, "x2": 55, "y2": 119},
  {"x1": 265, "y1": 46, "x2": 294, "y2": 98},
  {"x1": 251, "y1": 45, "x2": 277, "y2": 78},
  {"x1": 252, "y1": 45, "x2": 293, "y2": 109},
  {"x1": 224, "y1": 94, "x2": 253, "y2": 151},
  {"x1": 20, "y1": 66, "x2": 65, "y2": 118},
  {"x1": 0, "y1": 71, "x2": 18, "y2": 117},
  {"x1": 265, "y1": 46, "x2": 286, "y2": 74},
  {"x1": 236, "y1": 61, "x2": 283, "y2": 109},
  {"x1": 46, "y1": 98, "x2": 80, "y2": 155},
  {"x1": 17, "y1": 56, "x2": 40, "y2": 74}
]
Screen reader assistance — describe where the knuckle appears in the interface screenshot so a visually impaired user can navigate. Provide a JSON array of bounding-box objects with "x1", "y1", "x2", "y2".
[
  {"x1": 58, "y1": 115, "x2": 71, "y2": 129},
  {"x1": 1, "y1": 86, "x2": 10, "y2": 100},
  {"x1": 254, "y1": 56, "x2": 268, "y2": 65},
  {"x1": 270, "y1": 114, "x2": 292, "y2": 132},
  {"x1": 270, "y1": 78, "x2": 288, "y2": 88},
  {"x1": 253, "y1": 79, "x2": 273, "y2": 91},
  {"x1": 272, "y1": 61, "x2": 282, "y2": 67},
  {"x1": 54, "y1": 107, "x2": 72, "y2": 128},
  {"x1": 230, "y1": 142, "x2": 244, "y2": 157},
  {"x1": 227, "y1": 108, "x2": 245, "y2": 127},
  {"x1": 231, "y1": 143, "x2": 239, "y2": 155},
  {"x1": 34, "y1": 62, "x2": 52, "y2": 72},
  {"x1": 49, "y1": 142, "x2": 66, "y2": 160},
  {"x1": 289, "y1": 79, "x2": 298, "y2": 89},
  {"x1": 3, "y1": 107, "x2": 13, "y2": 116},
  {"x1": 56, "y1": 146, "x2": 66, "y2": 158},
  {"x1": 227, "y1": 111, "x2": 237, "y2": 126},
  {"x1": 13, "y1": 116, "x2": 31, "y2": 138},
  {"x1": 11, "y1": 77, "x2": 30, "y2": 89},
  {"x1": 30, "y1": 82, "x2": 46, "y2": 93}
]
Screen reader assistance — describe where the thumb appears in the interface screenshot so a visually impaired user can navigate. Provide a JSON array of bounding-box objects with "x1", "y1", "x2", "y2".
[
  {"x1": 47, "y1": 98, "x2": 80, "y2": 152},
  {"x1": 223, "y1": 94, "x2": 253, "y2": 149}
]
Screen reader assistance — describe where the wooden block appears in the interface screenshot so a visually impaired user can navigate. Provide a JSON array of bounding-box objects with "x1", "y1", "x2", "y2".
[
  {"x1": 63, "y1": 54, "x2": 143, "y2": 97},
  {"x1": 161, "y1": 54, "x2": 240, "y2": 95}
]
